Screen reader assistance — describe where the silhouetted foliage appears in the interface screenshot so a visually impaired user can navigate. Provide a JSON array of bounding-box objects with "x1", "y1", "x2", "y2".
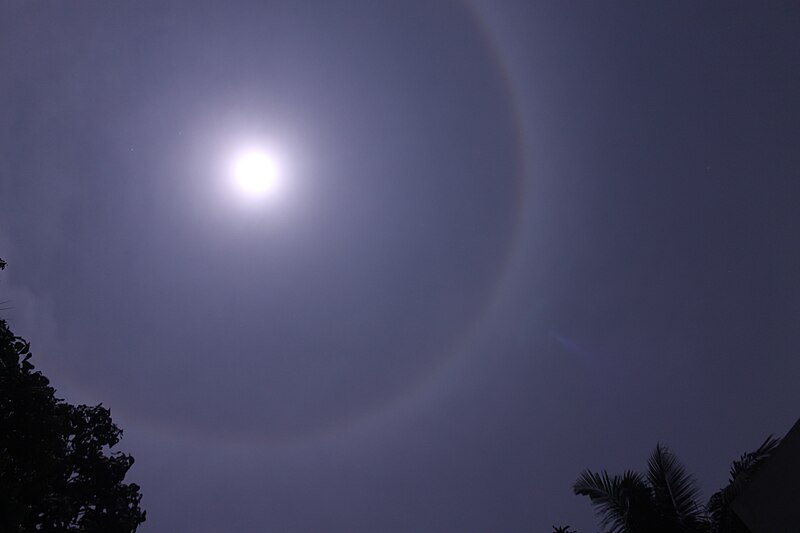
[
  {"x1": 570, "y1": 438, "x2": 781, "y2": 533},
  {"x1": 0, "y1": 318, "x2": 145, "y2": 532},
  {"x1": 646, "y1": 444, "x2": 706, "y2": 531},
  {"x1": 574, "y1": 468, "x2": 666, "y2": 533},
  {"x1": 552, "y1": 526, "x2": 579, "y2": 533},
  {"x1": 706, "y1": 436, "x2": 780, "y2": 533}
]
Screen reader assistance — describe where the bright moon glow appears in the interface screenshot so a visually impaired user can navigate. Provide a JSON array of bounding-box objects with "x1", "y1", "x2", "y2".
[{"x1": 232, "y1": 149, "x2": 279, "y2": 199}]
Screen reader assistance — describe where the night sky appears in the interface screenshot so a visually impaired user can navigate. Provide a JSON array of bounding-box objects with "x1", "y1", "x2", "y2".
[{"x1": 2, "y1": 1, "x2": 799, "y2": 532}]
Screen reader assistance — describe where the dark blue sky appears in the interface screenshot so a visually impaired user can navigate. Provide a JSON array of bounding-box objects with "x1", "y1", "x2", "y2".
[{"x1": 1, "y1": 1, "x2": 799, "y2": 531}]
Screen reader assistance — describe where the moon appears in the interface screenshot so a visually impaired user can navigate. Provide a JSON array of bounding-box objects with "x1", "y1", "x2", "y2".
[{"x1": 231, "y1": 148, "x2": 280, "y2": 199}]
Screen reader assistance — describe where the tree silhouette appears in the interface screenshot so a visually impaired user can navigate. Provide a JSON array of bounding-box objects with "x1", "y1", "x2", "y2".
[
  {"x1": 552, "y1": 526, "x2": 579, "y2": 533},
  {"x1": 0, "y1": 285, "x2": 145, "y2": 532},
  {"x1": 571, "y1": 439, "x2": 780, "y2": 533}
]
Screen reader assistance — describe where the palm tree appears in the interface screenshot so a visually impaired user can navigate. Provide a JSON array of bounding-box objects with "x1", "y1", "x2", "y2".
[
  {"x1": 572, "y1": 438, "x2": 781, "y2": 533},
  {"x1": 647, "y1": 444, "x2": 707, "y2": 532},
  {"x1": 573, "y1": 444, "x2": 706, "y2": 533}
]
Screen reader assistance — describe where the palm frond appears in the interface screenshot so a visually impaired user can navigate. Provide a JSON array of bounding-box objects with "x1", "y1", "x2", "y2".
[
  {"x1": 647, "y1": 443, "x2": 704, "y2": 528},
  {"x1": 573, "y1": 469, "x2": 651, "y2": 533},
  {"x1": 728, "y1": 434, "x2": 780, "y2": 482},
  {"x1": 552, "y1": 526, "x2": 578, "y2": 533},
  {"x1": 706, "y1": 435, "x2": 781, "y2": 533}
]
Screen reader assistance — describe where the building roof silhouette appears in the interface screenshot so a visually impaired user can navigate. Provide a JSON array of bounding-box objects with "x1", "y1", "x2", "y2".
[{"x1": 731, "y1": 417, "x2": 800, "y2": 533}]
